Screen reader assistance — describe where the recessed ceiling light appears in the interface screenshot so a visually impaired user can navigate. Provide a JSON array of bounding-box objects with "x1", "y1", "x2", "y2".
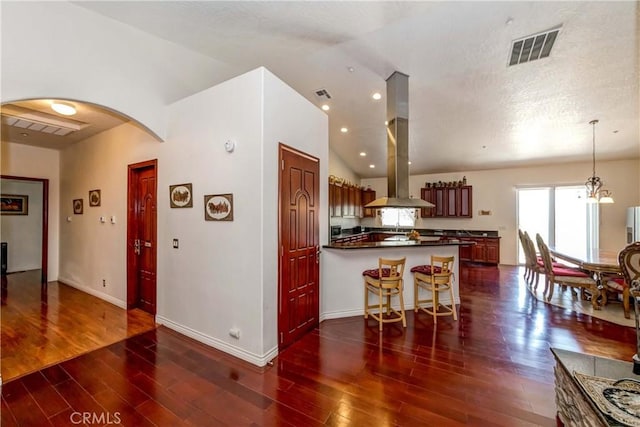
[
  {"x1": 51, "y1": 101, "x2": 77, "y2": 116},
  {"x1": 347, "y1": 66, "x2": 355, "y2": 73},
  {"x1": 359, "y1": 152, "x2": 366, "y2": 157},
  {"x1": 321, "y1": 104, "x2": 330, "y2": 111},
  {"x1": 384, "y1": 121, "x2": 388, "y2": 126},
  {"x1": 340, "y1": 127, "x2": 348, "y2": 133},
  {"x1": 372, "y1": 92, "x2": 382, "y2": 100},
  {"x1": 408, "y1": 161, "x2": 412, "y2": 165},
  {"x1": 369, "y1": 164, "x2": 375, "y2": 168}
]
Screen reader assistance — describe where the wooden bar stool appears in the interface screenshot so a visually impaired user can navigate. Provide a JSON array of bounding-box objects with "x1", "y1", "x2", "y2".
[
  {"x1": 411, "y1": 255, "x2": 457, "y2": 323},
  {"x1": 362, "y1": 257, "x2": 406, "y2": 331}
]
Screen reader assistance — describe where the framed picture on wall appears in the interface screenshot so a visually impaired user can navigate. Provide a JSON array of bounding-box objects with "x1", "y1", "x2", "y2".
[
  {"x1": 169, "y1": 183, "x2": 193, "y2": 208},
  {"x1": 204, "y1": 193, "x2": 233, "y2": 221},
  {"x1": 73, "y1": 199, "x2": 83, "y2": 214},
  {"x1": 0, "y1": 194, "x2": 29, "y2": 215},
  {"x1": 89, "y1": 189, "x2": 101, "y2": 207}
]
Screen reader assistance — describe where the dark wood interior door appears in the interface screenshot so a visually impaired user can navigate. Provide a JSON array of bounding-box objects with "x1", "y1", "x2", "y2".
[
  {"x1": 127, "y1": 160, "x2": 157, "y2": 315},
  {"x1": 278, "y1": 144, "x2": 320, "y2": 349}
]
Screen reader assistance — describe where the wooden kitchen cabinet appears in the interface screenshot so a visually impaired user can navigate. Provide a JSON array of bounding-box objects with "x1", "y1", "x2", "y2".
[
  {"x1": 485, "y1": 238, "x2": 500, "y2": 264},
  {"x1": 329, "y1": 183, "x2": 342, "y2": 217},
  {"x1": 458, "y1": 239, "x2": 473, "y2": 261},
  {"x1": 361, "y1": 189, "x2": 376, "y2": 218},
  {"x1": 420, "y1": 185, "x2": 472, "y2": 218},
  {"x1": 458, "y1": 186, "x2": 472, "y2": 217},
  {"x1": 354, "y1": 187, "x2": 362, "y2": 218},
  {"x1": 459, "y1": 236, "x2": 500, "y2": 265},
  {"x1": 420, "y1": 188, "x2": 436, "y2": 217}
]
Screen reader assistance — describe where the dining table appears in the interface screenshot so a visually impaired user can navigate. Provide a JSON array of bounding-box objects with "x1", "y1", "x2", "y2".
[{"x1": 548, "y1": 246, "x2": 622, "y2": 308}]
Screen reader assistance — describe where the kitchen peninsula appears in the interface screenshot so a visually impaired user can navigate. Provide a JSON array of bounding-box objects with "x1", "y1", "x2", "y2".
[{"x1": 322, "y1": 233, "x2": 474, "y2": 321}]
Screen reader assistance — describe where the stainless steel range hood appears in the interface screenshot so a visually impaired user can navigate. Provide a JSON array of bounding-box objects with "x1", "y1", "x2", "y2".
[{"x1": 364, "y1": 71, "x2": 435, "y2": 209}]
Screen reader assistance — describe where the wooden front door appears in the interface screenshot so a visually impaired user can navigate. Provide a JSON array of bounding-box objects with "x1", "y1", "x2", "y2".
[
  {"x1": 278, "y1": 144, "x2": 320, "y2": 349},
  {"x1": 127, "y1": 160, "x2": 157, "y2": 315}
]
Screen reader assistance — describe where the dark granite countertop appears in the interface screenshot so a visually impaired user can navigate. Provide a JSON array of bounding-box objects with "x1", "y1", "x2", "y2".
[
  {"x1": 331, "y1": 229, "x2": 500, "y2": 243},
  {"x1": 324, "y1": 238, "x2": 473, "y2": 250}
]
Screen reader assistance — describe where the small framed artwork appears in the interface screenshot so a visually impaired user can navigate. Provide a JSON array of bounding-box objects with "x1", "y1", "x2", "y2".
[
  {"x1": 73, "y1": 199, "x2": 83, "y2": 215},
  {"x1": 0, "y1": 194, "x2": 28, "y2": 215},
  {"x1": 204, "y1": 193, "x2": 233, "y2": 221},
  {"x1": 89, "y1": 189, "x2": 101, "y2": 207},
  {"x1": 169, "y1": 183, "x2": 193, "y2": 208}
]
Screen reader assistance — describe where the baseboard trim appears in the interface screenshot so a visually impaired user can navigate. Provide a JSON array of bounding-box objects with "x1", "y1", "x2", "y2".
[
  {"x1": 319, "y1": 299, "x2": 461, "y2": 322},
  {"x1": 56, "y1": 277, "x2": 126, "y2": 309},
  {"x1": 156, "y1": 316, "x2": 278, "y2": 367}
]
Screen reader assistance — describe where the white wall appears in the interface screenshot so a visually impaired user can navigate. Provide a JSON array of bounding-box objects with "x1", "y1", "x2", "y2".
[
  {"x1": 263, "y1": 68, "x2": 328, "y2": 353},
  {"x1": 1, "y1": 1, "x2": 237, "y2": 141},
  {"x1": 0, "y1": 180, "x2": 42, "y2": 272},
  {"x1": 156, "y1": 67, "x2": 326, "y2": 365},
  {"x1": 158, "y1": 68, "x2": 265, "y2": 363},
  {"x1": 0, "y1": 142, "x2": 60, "y2": 279},
  {"x1": 55, "y1": 68, "x2": 326, "y2": 366},
  {"x1": 58, "y1": 123, "x2": 158, "y2": 307},
  {"x1": 361, "y1": 159, "x2": 639, "y2": 265}
]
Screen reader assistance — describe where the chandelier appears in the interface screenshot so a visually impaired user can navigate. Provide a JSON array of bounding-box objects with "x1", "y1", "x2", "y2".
[{"x1": 585, "y1": 119, "x2": 614, "y2": 204}]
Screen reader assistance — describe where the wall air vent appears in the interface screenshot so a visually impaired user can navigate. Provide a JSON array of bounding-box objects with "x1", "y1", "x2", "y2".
[
  {"x1": 509, "y1": 26, "x2": 560, "y2": 66},
  {"x1": 1, "y1": 110, "x2": 88, "y2": 136},
  {"x1": 313, "y1": 88, "x2": 332, "y2": 100}
]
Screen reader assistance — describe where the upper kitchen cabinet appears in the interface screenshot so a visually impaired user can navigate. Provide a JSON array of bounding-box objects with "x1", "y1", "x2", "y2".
[
  {"x1": 421, "y1": 185, "x2": 472, "y2": 218},
  {"x1": 328, "y1": 175, "x2": 376, "y2": 218},
  {"x1": 361, "y1": 188, "x2": 376, "y2": 218},
  {"x1": 329, "y1": 182, "x2": 342, "y2": 217}
]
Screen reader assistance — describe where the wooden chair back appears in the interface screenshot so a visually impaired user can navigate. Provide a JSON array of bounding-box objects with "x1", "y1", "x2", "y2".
[
  {"x1": 430, "y1": 255, "x2": 454, "y2": 286},
  {"x1": 535, "y1": 234, "x2": 553, "y2": 274},
  {"x1": 620, "y1": 242, "x2": 640, "y2": 291},
  {"x1": 377, "y1": 257, "x2": 406, "y2": 288}
]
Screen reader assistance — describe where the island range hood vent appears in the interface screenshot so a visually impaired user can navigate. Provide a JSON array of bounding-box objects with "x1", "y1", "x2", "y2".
[{"x1": 364, "y1": 71, "x2": 435, "y2": 209}]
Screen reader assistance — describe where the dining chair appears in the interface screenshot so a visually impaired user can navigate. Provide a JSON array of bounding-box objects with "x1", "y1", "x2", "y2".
[
  {"x1": 602, "y1": 274, "x2": 630, "y2": 318},
  {"x1": 536, "y1": 234, "x2": 597, "y2": 303},
  {"x1": 518, "y1": 229, "x2": 533, "y2": 284},
  {"x1": 619, "y1": 242, "x2": 640, "y2": 372},
  {"x1": 618, "y1": 242, "x2": 640, "y2": 318},
  {"x1": 523, "y1": 231, "x2": 545, "y2": 291},
  {"x1": 362, "y1": 257, "x2": 407, "y2": 331},
  {"x1": 411, "y1": 255, "x2": 457, "y2": 323}
]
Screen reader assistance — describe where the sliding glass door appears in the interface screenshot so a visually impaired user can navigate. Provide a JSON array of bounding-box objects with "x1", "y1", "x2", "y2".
[{"x1": 517, "y1": 186, "x2": 598, "y2": 263}]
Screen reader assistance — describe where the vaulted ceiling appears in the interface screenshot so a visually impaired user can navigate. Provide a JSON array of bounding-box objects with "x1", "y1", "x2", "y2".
[{"x1": 3, "y1": 1, "x2": 638, "y2": 178}]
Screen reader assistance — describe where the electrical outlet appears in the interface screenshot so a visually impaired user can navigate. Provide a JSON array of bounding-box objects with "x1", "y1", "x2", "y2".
[{"x1": 102, "y1": 279, "x2": 106, "y2": 287}]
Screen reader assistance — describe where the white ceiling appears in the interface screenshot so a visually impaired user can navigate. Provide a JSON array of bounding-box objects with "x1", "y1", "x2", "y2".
[
  {"x1": 1, "y1": 100, "x2": 128, "y2": 150},
  {"x1": 5, "y1": 1, "x2": 639, "y2": 178}
]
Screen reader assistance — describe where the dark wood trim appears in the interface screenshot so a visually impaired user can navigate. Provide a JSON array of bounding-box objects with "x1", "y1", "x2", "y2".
[
  {"x1": 126, "y1": 159, "x2": 158, "y2": 309},
  {"x1": 0, "y1": 175, "x2": 49, "y2": 283}
]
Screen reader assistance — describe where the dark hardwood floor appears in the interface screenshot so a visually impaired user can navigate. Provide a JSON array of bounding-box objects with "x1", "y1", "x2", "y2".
[
  {"x1": 1, "y1": 270, "x2": 156, "y2": 382},
  {"x1": 2, "y1": 263, "x2": 637, "y2": 426}
]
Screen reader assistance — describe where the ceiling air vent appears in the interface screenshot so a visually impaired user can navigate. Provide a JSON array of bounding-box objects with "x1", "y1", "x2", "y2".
[
  {"x1": 313, "y1": 88, "x2": 332, "y2": 100},
  {"x1": 1, "y1": 110, "x2": 88, "y2": 136},
  {"x1": 509, "y1": 27, "x2": 560, "y2": 66}
]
